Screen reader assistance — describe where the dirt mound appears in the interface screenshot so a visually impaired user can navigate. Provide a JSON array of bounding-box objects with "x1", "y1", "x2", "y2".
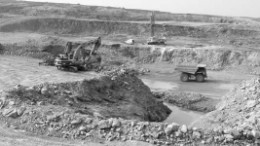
[
  {"x1": 0, "y1": 75, "x2": 254, "y2": 145},
  {"x1": 192, "y1": 77, "x2": 260, "y2": 143},
  {"x1": 1, "y1": 73, "x2": 170, "y2": 122},
  {"x1": 41, "y1": 45, "x2": 65, "y2": 56},
  {"x1": 1, "y1": 36, "x2": 66, "y2": 62}
]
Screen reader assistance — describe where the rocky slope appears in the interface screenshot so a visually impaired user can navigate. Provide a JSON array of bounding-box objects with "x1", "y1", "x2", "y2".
[
  {"x1": 2, "y1": 40, "x2": 260, "y2": 72},
  {"x1": 0, "y1": 75, "x2": 257, "y2": 145},
  {"x1": 100, "y1": 45, "x2": 260, "y2": 71},
  {"x1": 192, "y1": 77, "x2": 260, "y2": 144}
]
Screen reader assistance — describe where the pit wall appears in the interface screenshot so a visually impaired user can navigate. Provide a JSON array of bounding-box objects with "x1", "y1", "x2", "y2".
[
  {"x1": 1, "y1": 42, "x2": 260, "y2": 71},
  {"x1": 0, "y1": 18, "x2": 258, "y2": 38},
  {"x1": 100, "y1": 45, "x2": 260, "y2": 70},
  {"x1": 0, "y1": 0, "x2": 239, "y2": 23}
]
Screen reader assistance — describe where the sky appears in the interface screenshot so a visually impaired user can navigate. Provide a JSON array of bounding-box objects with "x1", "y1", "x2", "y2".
[{"x1": 24, "y1": 0, "x2": 260, "y2": 18}]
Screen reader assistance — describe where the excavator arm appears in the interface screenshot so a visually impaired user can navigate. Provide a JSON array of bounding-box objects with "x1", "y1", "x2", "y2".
[{"x1": 68, "y1": 37, "x2": 101, "y2": 69}]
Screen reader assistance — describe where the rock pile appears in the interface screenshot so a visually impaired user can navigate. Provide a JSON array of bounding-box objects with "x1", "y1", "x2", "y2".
[
  {"x1": 101, "y1": 66, "x2": 150, "y2": 80},
  {"x1": 0, "y1": 74, "x2": 258, "y2": 145},
  {"x1": 193, "y1": 77, "x2": 260, "y2": 144},
  {"x1": 0, "y1": 99, "x2": 250, "y2": 146}
]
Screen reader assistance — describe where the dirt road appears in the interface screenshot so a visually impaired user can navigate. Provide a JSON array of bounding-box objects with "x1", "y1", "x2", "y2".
[
  {"x1": 140, "y1": 63, "x2": 255, "y2": 125},
  {"x1": 141, "y1": 63, "x2": 254, "y2": 99},
  {"x1": 0, "y1": 55, "x2": 99, "y2": 91},
  {"x1": 0, "y1": 55, "x2": 253, "y2": 99}
]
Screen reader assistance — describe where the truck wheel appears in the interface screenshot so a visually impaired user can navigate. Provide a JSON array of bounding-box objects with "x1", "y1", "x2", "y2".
[
  {"x1": 196, "y1": 74, "x2": 205, "y2": 82},
  {"x1": 181, "y1": 73, "x2": 189, "y2": 82}
]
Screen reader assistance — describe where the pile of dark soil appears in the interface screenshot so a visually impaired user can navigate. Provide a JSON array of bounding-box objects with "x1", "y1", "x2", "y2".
[{"x1": 153, "y1": 91, "x2": 217, "y2": 113}]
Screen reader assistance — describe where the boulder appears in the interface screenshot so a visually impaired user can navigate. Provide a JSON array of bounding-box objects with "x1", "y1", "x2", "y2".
[
  {"x1": 246, "y1": 100, "x2": 257, "y2": 108},
  {"x1": 16, "y1": 107, "x2": 26, "y2": 116},
  {"x1": 14, "y1": 84, "x2": 23, "y2": 90},
  {"x1": 180, "y1": 125, "x2": 188, "y2": 133},
  {"x1": 252, "y1": 130, "x2": 260, "y2": 139},
  {"x1": 41, "y1": 86, "x2": 49, "y2": 95},
  {"x1": 98, "y1": 120, "x2": 112, "y2": 129},
  {"x1": 125, "y1": 39, "x2": 135, "y2": 45},
  {"x1": 231, "y1": 129, "x2": 243, "y2": 139},
  {"x1": 165, "y1": 122, "x2": 179, "y2": 135},
  {"x1": 112, "y1": 119, "x2": 121, "y2": 127},
  {"x1": 78, "y1": 125, "x2": 89, "y2": 132},
  {"x1": 71, "y1": 119, "x2": 82, "y2": 125},
  {"x1": 3, "y1": 108, "x2": 24, "y2": 118},
  {"x1": 192, "y1": 131, "x2": 202, "y2": 139},
  {"x1": 47, "y1": 114, "x2": 60, "y2": 122},
  {"x1": 224, "y1": 134, "x2": 234, "y2": 142}
]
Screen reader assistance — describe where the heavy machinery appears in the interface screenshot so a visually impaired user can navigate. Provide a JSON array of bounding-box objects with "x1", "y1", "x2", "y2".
[
  {"x1": 147, "y1": 12, "x2": 166, "y2": 45},
  {"x1": 147, "y1": 36, "x2": 166, "y2": 45},
  {"x1": 175, "y1": 64, "x2": 207, "y2": 82},
  {"x1": 54, "y1": 37, "x2": 102, "y2": 72}
]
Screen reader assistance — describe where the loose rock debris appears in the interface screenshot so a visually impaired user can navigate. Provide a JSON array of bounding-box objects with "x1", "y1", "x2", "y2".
[{"x1": 0, "y1": 72, "x2": 258, "y2": 145}]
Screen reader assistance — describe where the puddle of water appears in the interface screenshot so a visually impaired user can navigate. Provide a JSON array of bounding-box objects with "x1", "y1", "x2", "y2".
[
  {"x1": 141, "y1": 79, "x2": 178, "y2": 91},
  {"x1": 141, "y1": 79, "x2": 205, "y2": 125},
  {"x1": 164, "y1": 103, "x2": 204, "y2": 126},
  {"x1": 218, "y1": 84, "x2": 235, "y2": 90}
]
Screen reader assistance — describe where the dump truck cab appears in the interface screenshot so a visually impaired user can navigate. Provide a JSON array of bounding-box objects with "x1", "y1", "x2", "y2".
[{"x1": 175, "y1": 64, "x2": 207, "y2": 82}]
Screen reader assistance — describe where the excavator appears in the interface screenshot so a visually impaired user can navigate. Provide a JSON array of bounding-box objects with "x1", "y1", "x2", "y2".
[{"x1": 54, "y1": 37, "x2": 102, "y2": 72}]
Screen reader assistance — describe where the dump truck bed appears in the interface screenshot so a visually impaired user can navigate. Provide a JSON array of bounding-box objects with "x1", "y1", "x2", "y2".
[{"x1": 175, "y1": 65, "x2": 198, "y2": 74}]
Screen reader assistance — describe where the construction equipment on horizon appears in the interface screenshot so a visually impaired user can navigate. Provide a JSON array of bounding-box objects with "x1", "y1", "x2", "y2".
[{"x1": 147, "y1": 11, "x2": 166, "y2": 45}]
